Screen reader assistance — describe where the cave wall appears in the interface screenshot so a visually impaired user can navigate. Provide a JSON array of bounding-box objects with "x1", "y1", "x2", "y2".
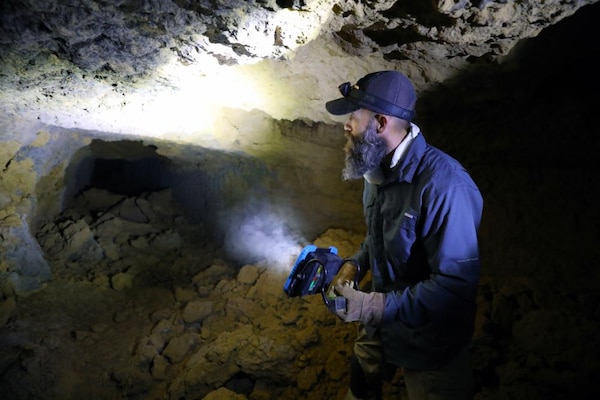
[
  {"x1": 1, "y1": 0, "x2": 598, "y2": 292},
  {"x1": 0, "y1": 0, "x2": 598, "y2": 314},
  {"x1": 1, "y1": 122, "x2": 364, "y2": 291}
]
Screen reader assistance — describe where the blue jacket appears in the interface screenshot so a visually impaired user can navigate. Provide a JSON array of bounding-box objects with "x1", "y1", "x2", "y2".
[{"x1": 355, "y1": 129, "x2": 483, "y2": 370}]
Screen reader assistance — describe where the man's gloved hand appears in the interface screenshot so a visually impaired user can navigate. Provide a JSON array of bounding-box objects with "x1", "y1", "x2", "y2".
[
  {"x1": 333, "y1": 283, "x2": 385, "y2": 326},
  {"x1": 327, "y1": 260, "x2": 358, "y2": 295}
]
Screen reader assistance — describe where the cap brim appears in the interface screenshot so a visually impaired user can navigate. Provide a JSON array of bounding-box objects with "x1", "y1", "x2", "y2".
[{"x1": 325, "y1": 97, "x2": 360, "y2": 116}]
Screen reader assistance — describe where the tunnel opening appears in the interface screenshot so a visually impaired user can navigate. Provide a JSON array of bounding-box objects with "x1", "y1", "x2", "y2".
[
  {"x1": 54, "y1": 137, "x2": 307, "y2": 271},
  {"x1": 34, "y1": 139, "x2": 207, "y2": 286},
  {"x1": 89, "y1": 157, "x2": 168, "y2": 196},
  {"x1": 63, "y1": 139, "x2": 173, "y2": 208}
]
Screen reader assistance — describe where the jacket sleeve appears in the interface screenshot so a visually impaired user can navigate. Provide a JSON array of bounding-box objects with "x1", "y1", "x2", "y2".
[
  {"x1": 383, "y1": 180, "x2": 483, "y2": 327},
  {"x1": 353, "y1": 240, "x2": 371, "y2": 283}
]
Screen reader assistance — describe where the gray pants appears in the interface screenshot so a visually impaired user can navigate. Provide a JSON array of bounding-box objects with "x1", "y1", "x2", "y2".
[{"x1": 347, "y1": 325, "x2": 474, "y2": 400}]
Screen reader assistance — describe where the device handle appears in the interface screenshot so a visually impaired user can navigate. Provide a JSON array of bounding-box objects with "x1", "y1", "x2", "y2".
[{"x1": 321, "y1": 258, "x2": 361, "y2": 311}]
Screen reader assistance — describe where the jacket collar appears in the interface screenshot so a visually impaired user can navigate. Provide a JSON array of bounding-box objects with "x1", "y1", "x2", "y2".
[{"x1": 393, "y1": 123, "x2": 426, "y2": 184}]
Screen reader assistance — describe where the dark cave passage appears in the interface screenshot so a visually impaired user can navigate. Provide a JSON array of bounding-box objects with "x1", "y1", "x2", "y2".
[
  {"x1": 89, "y1": 157, "x2": 169, "y2": 196},
  {"x1": 63, "y1": 139, "x2": 173, "y2": 206}
]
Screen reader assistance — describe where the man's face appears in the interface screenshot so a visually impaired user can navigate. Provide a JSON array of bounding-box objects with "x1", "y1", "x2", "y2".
[{"x1": 342, "y1": 110, "x2": 387, "y2": 181}]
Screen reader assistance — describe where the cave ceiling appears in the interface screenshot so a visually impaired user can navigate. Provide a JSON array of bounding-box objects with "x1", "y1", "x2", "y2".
[{"x1": 0, "y1": 0, "x2": 596, "y2": 136}]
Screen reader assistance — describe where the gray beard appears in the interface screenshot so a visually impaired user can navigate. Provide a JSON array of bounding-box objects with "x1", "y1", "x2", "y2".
[{"x1": 342, "y1": 117, "x2": 388, "y2": 181}]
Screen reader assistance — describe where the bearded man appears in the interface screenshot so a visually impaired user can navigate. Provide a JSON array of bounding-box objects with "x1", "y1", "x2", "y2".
[{"x1": 324, "y1": 70, "x2": 484, "y2": 400}]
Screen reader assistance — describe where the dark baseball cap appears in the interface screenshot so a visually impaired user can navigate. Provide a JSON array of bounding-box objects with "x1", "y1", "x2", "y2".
[{"x1": 325, "y1": 70, "x2": 416, "y2": 121}]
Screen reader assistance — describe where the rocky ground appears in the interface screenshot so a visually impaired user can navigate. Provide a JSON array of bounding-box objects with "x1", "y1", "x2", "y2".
[
  {"x1": 1, "y1": 186, "x2": 599, "y2": 399},
  {"x1": 1, "y1": 187, "x2": 366, "y2": 400}
]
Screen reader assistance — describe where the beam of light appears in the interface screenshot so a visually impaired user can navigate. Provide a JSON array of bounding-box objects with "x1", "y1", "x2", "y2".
[
  {"x1": 26, "y1": 3, "x2": 336, "y2": 276},
  {"x1": 112, "y1": 2, "x2": 334, "y2": 142},
  {"x1": 101, "y1": 58, "x2": 270, "y2": 143},
  {"x1": 27, "y1": 2, "x2": 334, "y2": 146}
]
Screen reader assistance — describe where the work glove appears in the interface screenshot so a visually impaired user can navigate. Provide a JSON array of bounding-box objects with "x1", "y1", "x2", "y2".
[
  {"x1": 327, "y1": 260, "x2": 358, "y2": 295},
  {"x1": 333, "y1": 283, "x2": 385, "y2": 326}
]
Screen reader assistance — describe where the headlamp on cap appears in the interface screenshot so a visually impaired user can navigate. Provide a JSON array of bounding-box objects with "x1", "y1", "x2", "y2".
[{"x1": 338, "y1": 82, "x2": 354, "y2": 96}]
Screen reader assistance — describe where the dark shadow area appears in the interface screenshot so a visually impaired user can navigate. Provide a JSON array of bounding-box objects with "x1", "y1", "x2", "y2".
[
  {"x1": 63, "y1": 139, "x2": 172, "y2": 206},
  {"x1": 382, "y1": 0, "x2": 455, "y2": 27},
  {"x1": 418, "y1": 2, "x2": 599, "y2": 167},
  {"x1": 89, "y1": 158, "x2": 168, "y2": 196},
  {"x1": 417, "y1": 1, "x2": 600, "y2": 276},
  {"x1": 414, "y1": 3, "x2": 600, "y2": 399}
]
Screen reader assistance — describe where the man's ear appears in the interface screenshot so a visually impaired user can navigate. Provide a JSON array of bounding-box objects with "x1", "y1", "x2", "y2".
[{"x1": 374, "y1": 114, "x2": 387, "y2": 133}]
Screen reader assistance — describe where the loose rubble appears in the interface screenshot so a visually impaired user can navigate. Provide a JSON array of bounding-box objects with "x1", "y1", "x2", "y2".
[{"x1": 1, "y1": 187, "x2": 598, "y2": 399}]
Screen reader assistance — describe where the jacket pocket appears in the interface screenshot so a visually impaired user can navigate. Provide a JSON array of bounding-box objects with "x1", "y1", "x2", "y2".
[{"x1": 385, "y1": 210, "x2": 417, "y2": 264}]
